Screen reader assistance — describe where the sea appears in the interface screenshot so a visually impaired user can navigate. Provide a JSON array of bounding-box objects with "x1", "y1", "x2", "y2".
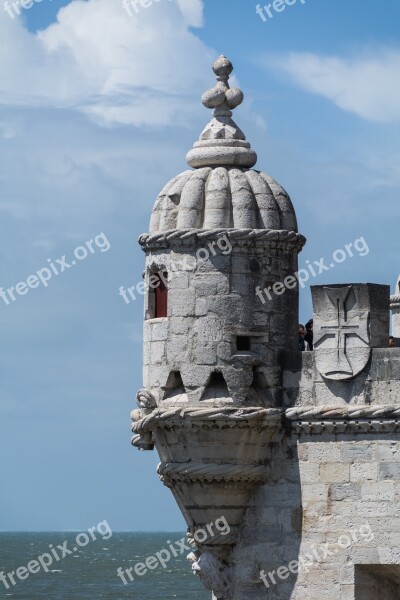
[{"x1": 0, "y1": 533, "x2": 210, "y2": 599}]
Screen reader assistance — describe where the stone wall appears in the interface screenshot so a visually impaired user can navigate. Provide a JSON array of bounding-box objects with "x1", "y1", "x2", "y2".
[
  {"x1": 283, "y1": 349, "x2": 400, "y2": 408},
  {"x1": 233, "y1": 434, "x2": 302, "y2": 600},
  {"x1": 231, "y1": 433, "x2": 400, "y2": 599}
]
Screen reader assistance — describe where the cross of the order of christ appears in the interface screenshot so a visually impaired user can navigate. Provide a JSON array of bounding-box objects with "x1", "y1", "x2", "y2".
[{"x1": 315, "y1": 286, "x2": 370, "y2": 378}]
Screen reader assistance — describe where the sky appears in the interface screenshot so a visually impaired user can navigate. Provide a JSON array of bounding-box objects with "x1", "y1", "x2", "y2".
[{"x1": 1, "y1": 0, "x2": 399, "y2": 531}]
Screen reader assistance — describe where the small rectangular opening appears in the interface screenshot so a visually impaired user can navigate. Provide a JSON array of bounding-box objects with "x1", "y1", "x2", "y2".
[
  {"x1": 236, "y1": 336, "x2": 250, "y2": 351},
  {"x1": 155, "y1": 273, "x2": 168, "y2": 318},
  {"x1": 147, "y1": 271, "x2": 168, "y2": 319}
]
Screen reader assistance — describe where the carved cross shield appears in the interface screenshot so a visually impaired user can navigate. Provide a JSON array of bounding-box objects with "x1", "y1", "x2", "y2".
[{"x1": 312, "y1": 285, "x2": 371, "y2": 380}]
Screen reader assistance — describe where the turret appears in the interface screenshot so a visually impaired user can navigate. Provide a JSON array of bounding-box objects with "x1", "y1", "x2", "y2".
[
  {"x1": 131, "y1": 55, "x2": 305, "y2": 599},
  {"x1": 138, "y1": 55, "x2": 305, "y2": 409}
]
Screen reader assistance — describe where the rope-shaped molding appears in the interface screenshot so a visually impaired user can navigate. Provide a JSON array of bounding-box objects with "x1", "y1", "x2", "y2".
[
  {"x1": 286, "y1": 405, "x2": 400, "y2": 434},
  {"x1": 286, "y1": 405, "x2": 400, "y2": 420},
  {"x1": 138, "y1": 228, "x2": 306, "y2": 251},
  {"x1": 390, "y1": 295, "x2": 400, "y2": 308},
  {"x1": 132, "y1": 406, "x2": 283, "y2": 434}
]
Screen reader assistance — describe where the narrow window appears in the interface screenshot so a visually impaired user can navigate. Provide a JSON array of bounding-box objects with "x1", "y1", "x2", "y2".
[
  {"x1": 155, "y1": 272, "x2": 168, "y2": 318},
  {"x1": 236, "y1": 336, "x2": 250, "y2": 351},
  {"x1": 148, "y1": 271, "x2": 168, "y2": 319}
]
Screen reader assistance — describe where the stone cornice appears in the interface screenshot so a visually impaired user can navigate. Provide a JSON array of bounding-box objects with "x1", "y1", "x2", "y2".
[
  {"x1": 285, "y1": 405, "x2": 400, "y2": 434},
  {"x1": 132, "y1": 406, "x2": 283, "y2": 434},
  {"x1": 138, "y1": 228, "x2": 306, "y2": 252},
  {"x1": 133, "y1": 404, "x2": 400, "y2": 438}
]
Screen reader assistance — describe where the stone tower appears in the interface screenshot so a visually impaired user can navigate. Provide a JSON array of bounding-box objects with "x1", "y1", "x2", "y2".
[
  {"x1": 132, "y1": 57, "x2": 400, "y2": 600},
  {"x1": 137, "y1": 54, "x2": 304, "y2": 409}
]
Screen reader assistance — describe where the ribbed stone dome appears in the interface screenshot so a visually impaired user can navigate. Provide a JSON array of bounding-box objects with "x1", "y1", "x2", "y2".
[
  {"x1": 149, "y1": 55, "x2": 297, "y2": 234},
  {"x1": 149, "y1": 167, "x2": 297, "y2": 233}
]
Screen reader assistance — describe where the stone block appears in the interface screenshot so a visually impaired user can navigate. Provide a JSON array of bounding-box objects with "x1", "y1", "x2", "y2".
[
  {"x1": 150, "y1": 319, "x2": 169, "y2": 341},
  {"x1": 168, "y1": 271, "x2": 189, "y2": 289},
  {"x1": 379, "y1": 463, "x2": 400, "y2": 480},
  {"x1": 341, "y1": 444, "x2": 373, "y2": 462},
  {"x1": 166, "y1": 336, "x2": 188, "y2": 363},
  {"x1": 350, "y1": 463, "x2": 379, "y2": 482},
  {"x1": 149, "y1": 341, "x2": 166, "y2": 364},
  {"x1": 361, "y1": 482, "x2": 395, "y2": 502},
  {"x1": 170, "y1": 316, "x2": 193, "y2": 335},
  {"x1": 169, "y1": 289, "x2": 196, "y2": 316},
  {"x1": 194, "y1": 315, "x2": 224, "y2": 342},
  {"x1": 329, "y1": 483, "x2": 361, "y2": 501},
  {"x1": 320, "y1": 463, "x2": 350, "y2": 483},
  {"x1": 195, "y1": 298, "x2": 208, "y2": 316},
  {"x1": 194, "y1": 273, "x2": 229, "y2": 297},
  {"x1": 195, "y1": 341, "x2": 218, "y2": 365}
]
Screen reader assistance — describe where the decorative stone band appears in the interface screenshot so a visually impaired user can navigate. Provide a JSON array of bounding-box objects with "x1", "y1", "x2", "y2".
[
  {"x1": 157, "y1": 461, "x2": 268, "y2": 485},
  {"x1": 132, "y1": 406, "x2": 283, "y2": 435},
  {"x1": 390, "y1": 294, "x2": 400, "y2": 309},
  {"x1": 138, "y1": 228, "x2": 306, "y2": 252},
  {"x1": 286, "y1": 405, "x2": 400, "y2": 434}
]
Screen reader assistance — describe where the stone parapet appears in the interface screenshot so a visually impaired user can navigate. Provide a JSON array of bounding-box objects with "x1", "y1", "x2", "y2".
[{"x1": 283, "y1": 348, "x2": 400, "y2": 409}]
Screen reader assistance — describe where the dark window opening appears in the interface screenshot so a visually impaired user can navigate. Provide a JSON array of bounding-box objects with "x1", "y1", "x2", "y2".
[
  {"x1": 148, "y1": 271, "x2": 168, "y2": 319},
  {"x1": 236, "y1": 336, "x2": 251, "y2": 351}
]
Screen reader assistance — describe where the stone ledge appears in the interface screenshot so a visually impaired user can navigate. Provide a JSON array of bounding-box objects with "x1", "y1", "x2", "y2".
[
  {"x1": 139, "y1": 228, "x2": 306, "y2": 251},
  {"x1": 286, "y1": 405, "x2": 400, "y2": 435},
  {"x1": 132, "y1": 406, "x2": 283, "y2": 433}
]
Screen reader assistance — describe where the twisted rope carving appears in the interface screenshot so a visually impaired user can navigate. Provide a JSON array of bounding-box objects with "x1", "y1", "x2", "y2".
[
  {"x1": 133, "y1": 406, "x2": 283, "y2": 433},
  {"x1": 138, "y1": 228, "x2": 306, "y2": 251},
  {"x1": 390, "y1": 295, "x2": 400, "y2": 307},
  {"x1": 286, "y1": 405, "x2": 400, "y2": 420},
  {"x1": 157, "y1": 461, "x2": 268, "y2": 483},
  {"x1": 286, "y1": 405, "x2": 400, "y2": 433}
]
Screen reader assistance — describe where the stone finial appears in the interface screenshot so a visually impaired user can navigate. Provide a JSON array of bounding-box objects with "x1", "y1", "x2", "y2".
[
  {"x1": 201, "y1": 55, "x2": 244, "y2": 117},
  {"x1": 186, "y1": 55, "x2": 257, "y2": 169}
]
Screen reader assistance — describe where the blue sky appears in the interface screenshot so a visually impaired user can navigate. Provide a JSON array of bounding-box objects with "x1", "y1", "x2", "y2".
[{"x1": 1, "y1": 0, "x2": 399, "y2": 531}]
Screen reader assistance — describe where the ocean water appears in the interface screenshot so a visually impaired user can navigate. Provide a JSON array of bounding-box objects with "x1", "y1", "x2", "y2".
[{"x1": 0, "y1": 533, "x2": 210, "y2": 599}]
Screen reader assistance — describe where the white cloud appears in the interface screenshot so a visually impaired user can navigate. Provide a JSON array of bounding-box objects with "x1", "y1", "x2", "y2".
[
  {"x1": 176, "y1": 0, "x2": 204, "y2": 27},
  {"x1": 0, "y1": 0, "x2": 213, "y2": 126},
  {"x1": 266, "y1": 49, "x2": 400, "y2": 122}
]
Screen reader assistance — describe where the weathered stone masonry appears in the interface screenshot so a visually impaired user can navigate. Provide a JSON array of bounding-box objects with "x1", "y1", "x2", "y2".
[{"x1": 131, "y1": 56, "x2": 400, "y2": 599}]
